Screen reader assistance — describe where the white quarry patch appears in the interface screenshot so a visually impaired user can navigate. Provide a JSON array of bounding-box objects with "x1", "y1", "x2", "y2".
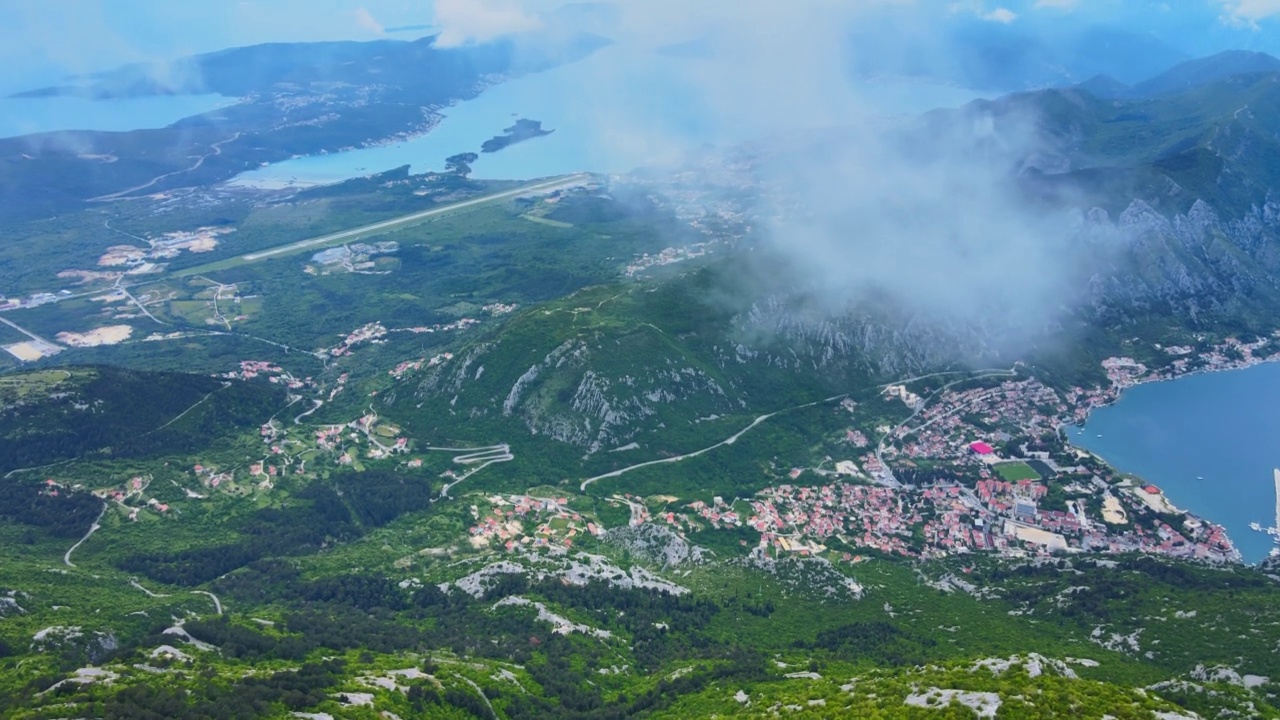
[
  {"x1": 1153, "y1": 712, "x2": 1202, "y2": 720},
  {"x1": 359, "y1": 667, "x2": 436, "y2": 693},
  {"x1": 32, "y1": 625, "x2": 82, "y2": 644},
  {"x1": 1190, "y1": 664, "x2": 1269, "y2": 688},
  {"x1": 605, "y1": 524, "x2": 710, "y2": 567},
  {"x1": 1054, "y1": 585, "x2": 1092, "y2": 608},
  {"x1": 292, "y1": 714, "x2": 335, "y2": 720},
  {"x1": 335, "y1": 692, "x2": 376, "y2": 706},
  {"x1": 149, "y1": 645, "x2": 192, "y2": 662},
  {"x1": 38, "y1": 667, "x2": 119, "y2": 695},
  {"x1": 1174, "y1": 610, "x2": 1197, "y2": 619},
  {"x1": 492, "y1": 668, "x2": 522, "y2": 685},
  {"x1": 783, "y1": 671, "x2": 822, "y2": 680},
  {"x1": 667, "y1": 666, "x2": 694, "y2": 681},
  {"x1": 0, "y1": 592, "x2": 25, "y2": 616},
  {"x1": 920, "y1": 572, "x2": 995, "y2": 599},
  {"x1": 735, "y1": 690, "x2": 750, "y2": 704},
  {"x1": 904, "y1": 687, "x2": 1001, "y2": 718},
  {"x1": 970, "y1": 654, "x2": 1077, "y2": 679},
  {"x1": 737, "y1": 548, "x2": 863, "y2": 599},
  {"x1": 494, "y1": 596, "x2": 612, "y2": 638},
  {"x1": 1090, "y1": 625, "x2": 1143, "y2": 654},
  {"x1": 560, "y1": 552, "x2": 688, "y2": 594},
  {"x1": 446, "y1": 550, "x2": 688, "y2": 599},
  {"x1": 388, "y1": 667, "x2": 431, "y2": 679},
  {"x1": 362, "y1": 676, "x2": 400, "y2": 691},
  {"x1": 452, "y1": 561, "x2": 526, "y2": 598},
  {"x1": 163, "y1": 621, "x2": 218, "y2": 652}
]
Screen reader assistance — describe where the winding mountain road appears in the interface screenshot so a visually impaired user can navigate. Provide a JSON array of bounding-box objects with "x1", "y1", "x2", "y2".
[
  {"x1": 64, "y1": 503, "x2": 107, "y2": 567},
  {"x1": 579, "y1": 393, "x2": 847, "y2": 492},
  {"x1": 427, "y1": 445, "x2": 515, "y2": 497}
]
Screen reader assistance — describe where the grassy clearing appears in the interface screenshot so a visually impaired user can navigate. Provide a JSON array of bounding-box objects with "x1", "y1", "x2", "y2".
[{"x1": 995, "y1": 461, "x2": 1041, "y2": 481}]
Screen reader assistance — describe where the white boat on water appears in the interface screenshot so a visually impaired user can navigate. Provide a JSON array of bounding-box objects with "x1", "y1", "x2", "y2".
[{"x1": 1251, "y1": 521, "x2": 1264, "y2": 532}]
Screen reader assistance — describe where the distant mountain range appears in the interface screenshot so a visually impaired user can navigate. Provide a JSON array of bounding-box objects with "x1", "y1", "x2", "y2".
[
  {"x1": 848, "y1": 19, "x2": 1191, "y2": 92},
  {"x1": 12, "y1": 28, "x2": 610, "y2": 101},
  {"x1": 956, "y1": 61, "x2": 1280, "y2": 334},
  {"x1": 0, "y1": 29, "x2": 608, "y2": 222},
  {"x1": 407, "y1": 51, "x2": 1280, "y2": 458},
  {"x1": 1078, "y1": 50, "x2": 1280, "y2": 99}
]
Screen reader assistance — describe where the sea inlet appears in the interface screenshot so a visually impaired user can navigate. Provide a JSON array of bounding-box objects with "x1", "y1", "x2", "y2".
[{"x1": 1069, "y1": 361, "x2": 1280, "y2": 563}]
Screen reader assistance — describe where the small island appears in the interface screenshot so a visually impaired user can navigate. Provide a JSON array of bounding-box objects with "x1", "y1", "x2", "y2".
[{"x1": 480, "y1": 118, "x2": 554, "y2": 153}]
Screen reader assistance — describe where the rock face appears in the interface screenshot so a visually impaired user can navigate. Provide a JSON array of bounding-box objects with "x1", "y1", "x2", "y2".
[
  {"x1": 1088, "y1": 196, "x2": 1280, "y2": 324},
  {"x1": 444, "y1": 550, "x2": 689, "y2": 599},
  {"x1": 604, "y1": 524, "x2": 711, "y2": 567},
  {"x1": 409, "y1": 80, "x2": 1280, "y2": 457}
]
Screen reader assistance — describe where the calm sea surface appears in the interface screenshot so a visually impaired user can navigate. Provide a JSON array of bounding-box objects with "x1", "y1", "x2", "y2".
[
  {"x1": 0, "y1": 94, "x2": 231, "y2": 139},
  {"x1": 1068, "y1": 362, "x2": 1280, "y2": 563},
  {"x1": 229, "y1": 45, "x2": 988, "y2": 187}
]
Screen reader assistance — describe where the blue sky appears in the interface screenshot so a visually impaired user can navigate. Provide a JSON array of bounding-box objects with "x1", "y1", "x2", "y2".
[{"x1": 1, "y1": 0, "x2": 1278, "y2": 93}]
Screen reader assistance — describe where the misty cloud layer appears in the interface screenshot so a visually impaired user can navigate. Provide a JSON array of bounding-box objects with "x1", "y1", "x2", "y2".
[{"x1": 528, "y1": 0, "x2": 1120, "y2": 357}]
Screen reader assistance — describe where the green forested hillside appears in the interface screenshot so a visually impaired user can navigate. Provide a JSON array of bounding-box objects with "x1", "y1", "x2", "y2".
[{"x1": 6, "y1": 47, "x2": 1280, "y2": 720}]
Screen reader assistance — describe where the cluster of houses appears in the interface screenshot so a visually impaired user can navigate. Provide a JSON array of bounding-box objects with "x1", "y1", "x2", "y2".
[
  {"x1": 468, "y1": 494, "x2": 603, "y2": 551},
  {"x1": 884, "y1": 379, "x2": 1067, "y2": 465},
  {"x1": 330, "y1": 322, "x2": 388, "y2": 356},
  {"x1": 1070, "y1": 335, "x2": 1280, "y2": 423},
  {"x1": 623, "y1": 243, "x2": 713, "y2": 277},
  {"x1": 389, "y1": 352, "x2": 452, "y2": 379},
  {"x1": 481, "y1": 303, "x2": 518, "y2": 316},
  {"x1": 220, "y1": 360, "x2": 312, "y2": 390}
]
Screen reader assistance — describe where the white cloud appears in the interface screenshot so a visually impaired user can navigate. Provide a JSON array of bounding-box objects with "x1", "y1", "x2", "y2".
[
  {"x1": 432, "y1": 0, "x2": 542, "y2": 48},
  {"x1": 354, "y1": 7, "x2": 385, "y2": 34},
  {"x1": 982, "y1": 6, "x2": 1017, "y2": 22},
  {"x1": 1218, "y1": 0, "x2": 1280, "y2": 26},
  {"x1": 947, "y1": 1, "x2": 1018, "y2": 23}
]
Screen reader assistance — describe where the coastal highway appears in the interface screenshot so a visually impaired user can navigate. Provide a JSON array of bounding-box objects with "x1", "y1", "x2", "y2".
[{"x1": 187, "y1": 173, "x2": 592, "y2": 272}]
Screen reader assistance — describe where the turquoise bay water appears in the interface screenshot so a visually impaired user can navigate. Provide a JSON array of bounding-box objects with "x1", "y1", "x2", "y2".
[
  {"x1": 1069, "y1": 362, "x2": 1280, "y2": 563},
  {"x1": 230, "y1": 45, "x2": 988, "y2": 187},
  {"x1": 0, "y1": 94, "x2": 231, "y2": 139}
]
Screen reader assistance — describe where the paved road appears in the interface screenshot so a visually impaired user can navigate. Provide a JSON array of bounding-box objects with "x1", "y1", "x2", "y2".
[
  {"x1": 0, "y1": 315, "x2": 60, "y2": 347},
  {"x1": 579, "y1": 393, "x2": 847, "y2": 492},
  {"x1": 430, "y1": 445, "x2": 514, "y2": 497},
  {"x1": 64, "y1": 503, "x2": 107, "y2": 567},
  {"x1": 90, "y1": 132, "x2": 244, "y2": 202},
  {"x1": 237, "y1": 174, "x2": 591, "y2": 263},
  {"x1": 873, "y1": 368, "x2": 1017, "y2": 486}
]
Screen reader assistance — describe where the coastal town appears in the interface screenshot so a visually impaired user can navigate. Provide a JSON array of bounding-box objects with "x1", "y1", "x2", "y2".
[
  {"x1": 13, "y1": 210, "x2": 1280, "y2": 569},
  {"x1": 466, "y1": 334, "x2": 1280, "y2": 565},
  {"x1": 33, "y1": 329, "x2": 1277, "y2": 569}
]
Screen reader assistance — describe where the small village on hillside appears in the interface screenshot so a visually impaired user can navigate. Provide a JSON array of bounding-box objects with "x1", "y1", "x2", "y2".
[{"x1": 27, "y1": 318, "x2": 1279, "y2": 569}]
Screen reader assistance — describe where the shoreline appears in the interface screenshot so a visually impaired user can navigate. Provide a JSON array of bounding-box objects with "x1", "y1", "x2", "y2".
[
  {"x1": 224, "y1": 74, "x2": 521, "y2": 190},
  {"x1": 1061, "y1": 344, "x2": 1280, "y2": 566}
]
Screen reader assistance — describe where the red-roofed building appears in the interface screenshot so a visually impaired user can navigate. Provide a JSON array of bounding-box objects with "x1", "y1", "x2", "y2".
[{"x1": 969, "y1": 441, "x2": 994, "y2": 455}]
